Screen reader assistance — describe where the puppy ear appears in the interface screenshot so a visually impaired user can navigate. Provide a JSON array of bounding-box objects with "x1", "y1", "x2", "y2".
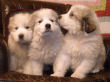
[
  {"x1": 29, "y1": 14, "x2": 36, "y2": 31},
  {"x1": 82, "y1": 17, "x2": 96, "y2": 33},
  {"x1": 60, "y1": 26, "x2": 68, "y2": 35},
  {"x1": 8, "y1": 17, "x2": 13, "y2": 32}
]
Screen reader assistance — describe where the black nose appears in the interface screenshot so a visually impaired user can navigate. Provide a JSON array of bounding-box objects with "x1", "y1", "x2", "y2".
[
  {"x1": 45, "y1": 24, "x2": 51, "y2": 30},
  {"x1": 58, "y1": 15, "x2": 62, "y2": 19},
  {"x1": 19, "y1": 34, "x2": 24, "y2": 39}
]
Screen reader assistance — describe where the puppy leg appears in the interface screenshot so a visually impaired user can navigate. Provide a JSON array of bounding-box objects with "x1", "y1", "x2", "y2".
[
  {"x1": 51, "y1": 54, "x2": 71, "y2": 77},
  {"x1": 9, "y1": 54, "x2": 18, "y2": 71},
  {"x1": 10, "y1": 54, "x2": 24, "y2": 73},
  {"x1": 92, "y1": 46, "x2": 105, "y2": 73},
  {"x1": 23, "y1": 60, "x2": 32, "y2": 74},
  {"x1": 71, "y1": 60, "x2": 96, "y2": 79},
  {"x1": 32, "y1": 60, "x2": 43, "y2": 75},
  {"x1": 91, "y1": 62, "x2": 104, "y2": 73},
  {"x1": 23, "y1": 60, "x2": 43, "y2": 75},
  {"x1": 92, "y1": 56, "x2": 105, "y2": 73}
]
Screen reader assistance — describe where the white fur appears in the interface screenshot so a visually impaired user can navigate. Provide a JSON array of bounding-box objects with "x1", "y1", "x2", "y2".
[
  {"x1": 8, "y1": 13, "x2": 33, "y2": 73},
  {"x1": 23, "y1": 9, "x2": 64, "y2": 75},
  {"x1": 51, "y1": 5, "x2": 106, "y2": 79}
]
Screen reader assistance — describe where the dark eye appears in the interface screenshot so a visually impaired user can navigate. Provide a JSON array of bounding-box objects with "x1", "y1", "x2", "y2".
[
  {"x1": 38, "y1": 20, "x2": 42, "y2": 23},
  {"x1": 50, "y1": 19, "x2": 54, "y2": 22},
  {"x1": 15, "y1": 27, "x2": 18, "y2": 30},
  {"x1": 70, "y1": 13, "x2": 74, "y2": 17},
  {"x1": 25, "y1": 26, "x2": 30, "y2": 29}
]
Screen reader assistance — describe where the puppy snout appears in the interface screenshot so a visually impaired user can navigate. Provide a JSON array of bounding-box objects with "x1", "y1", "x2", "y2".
[
  {"x1": 19, "y1": 34, "x2": 24, "y2": 39},
  {"x1": 45, "y1": 24, "x2": 51, "y2": 30},
  {"x1": 58, "y1": 15, "x2": 62, "y2": 19}
]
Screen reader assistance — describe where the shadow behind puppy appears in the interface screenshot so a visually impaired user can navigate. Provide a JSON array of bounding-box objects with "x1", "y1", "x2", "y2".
[
  {"x1": 23, "y1": 8, "x2": 64, "y2": 75},
  {"x1": 52, "y1": 5, "x2": 106, "y2": 79},
  {"x1": 8, "y1": 12, "x2": 33, "y2": 73}
]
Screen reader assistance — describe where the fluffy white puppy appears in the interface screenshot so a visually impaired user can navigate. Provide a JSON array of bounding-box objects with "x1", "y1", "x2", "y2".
[
  {"x1": 8, "y1": 12, "x2": 33, "y2": 72},
  {"x1": 51, "y1": 5, "x2": 106, "y2": 79},
  {"x1": 23, "y1": 9, "x2": 63, "y2": 75}
]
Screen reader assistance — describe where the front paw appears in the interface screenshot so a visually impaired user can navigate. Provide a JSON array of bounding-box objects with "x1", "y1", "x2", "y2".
[
  {"x1": 92, "y1": 69, "x2": 100, "y2": 73},
  {"x1": 71, "y1": 73, "x2": 85, "y2": 79},
  {"x1": 16, "y1": 69, "x2": 23, "y2": 73},
  {"x1": 23, "y1": 70, "x2": 33, "y2": 75},
  {"x1": 92, "y1": 67, "x2": 104, "y2": 73},
  {"x1": 23, "y1": 70, "x2": 42, "y2": 75},
  {"x1": 51, "y1": 73, "x2": 64, "y2": 77}
]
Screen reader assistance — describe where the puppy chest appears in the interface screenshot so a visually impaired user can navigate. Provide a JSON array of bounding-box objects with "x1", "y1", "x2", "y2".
[
  {"x1": 36, "y1": 45, "x2": 59, "y2": 64},
  {"x1": 65, "y1": 40, "x2": 81, "y2": 53}
]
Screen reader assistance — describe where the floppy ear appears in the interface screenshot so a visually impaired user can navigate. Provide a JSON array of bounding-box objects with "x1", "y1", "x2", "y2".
[
  {"x1": 82, "y1": 17, "x2": 96, "y2": 33},
  {"x1": 8, "y1": 17, "x2": 14, "y2": 32},
  {"x1": 28, "y1": 14, "x2": 36, "y2": 31},
  {"x1": 60, "y1": 26, "x2": 68, "y2": 35}
]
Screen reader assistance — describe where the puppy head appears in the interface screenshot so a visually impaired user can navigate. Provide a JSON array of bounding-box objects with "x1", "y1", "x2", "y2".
[
  {"x1": 30, "y1": 8, "x2": 61, "y2": 37},
  {"x1": 8, "y1": 13, "x2": 33, "y2": 44},
  {"x1": 59, "y1": 5, "x2": 98, "y2": 34}
]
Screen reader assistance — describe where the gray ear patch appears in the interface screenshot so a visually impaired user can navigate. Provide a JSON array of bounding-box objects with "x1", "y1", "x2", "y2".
[{"x1": 82, "y1": 18, "x2": 96, "y2": 33}]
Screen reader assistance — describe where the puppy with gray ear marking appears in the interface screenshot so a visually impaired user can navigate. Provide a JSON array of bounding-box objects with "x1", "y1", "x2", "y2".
[
  {"x1": 23, "y1": 9, "x2": 63, "y2": 75},
  {"x1": 8, "y1": 12, "x2": 33, "y2": 73},
  {"x1": 51, "y1": 5, "x2": 106, "y2": 79}
]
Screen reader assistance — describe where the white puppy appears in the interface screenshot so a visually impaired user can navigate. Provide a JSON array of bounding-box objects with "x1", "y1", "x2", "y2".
[
  {"x1": 51, "y1": 5, "x2": 106, "y2": 79},
  {"x1": 8, "y1": 12, "x2": 33, "y2": 72},
  {"x1": 23, "y1": 9, "x2": 63, "y2": 75}
]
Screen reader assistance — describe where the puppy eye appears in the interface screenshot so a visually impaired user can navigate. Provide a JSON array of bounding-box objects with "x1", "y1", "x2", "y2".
[
  {"x1": 50, "y1": 19, "x2": 54, "y2": 22},
  {"x1": 25, "y1": 26, "x2": 30, "y2": 29},
  {"x1": 70, "y1": 13, "x2": 74, "y2": 17},
  {"x1": 38, "y1": 20, "x2": 42, "y2": 23},
  {"x1": 15, "y1": 27, "x2": 18, "y2": 30}
]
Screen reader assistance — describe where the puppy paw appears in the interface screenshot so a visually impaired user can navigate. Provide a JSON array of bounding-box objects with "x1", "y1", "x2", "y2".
[
  {"x1": 71, "y1": 73, "x2": 85, "y2": 79},
  {"x1": 23, "y1": 71, "x2": 32, "y2": 75},
  {"x1": 33, "y1": 72, "x2": 42, "y2": 76},
  {"x1": 23, "y1": 70, "x2": 42, "y2": 75},
  {"x1": 92, "y1": 69, "x2": 100, "y2": 73},
  {"x1": 16, "y1": 69, "x2": 23, "y2": 73},
  {"x1": 92, "y1": 67, "x2": 104, "y2": 73},
  {"x1": 51, "y1": 73, "x2": 64, "y2": 77}
]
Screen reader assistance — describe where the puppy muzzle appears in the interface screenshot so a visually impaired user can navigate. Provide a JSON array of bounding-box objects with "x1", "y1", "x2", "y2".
[{"x1": 44, "y1": 23, "x2": 52, "y2": 33}]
